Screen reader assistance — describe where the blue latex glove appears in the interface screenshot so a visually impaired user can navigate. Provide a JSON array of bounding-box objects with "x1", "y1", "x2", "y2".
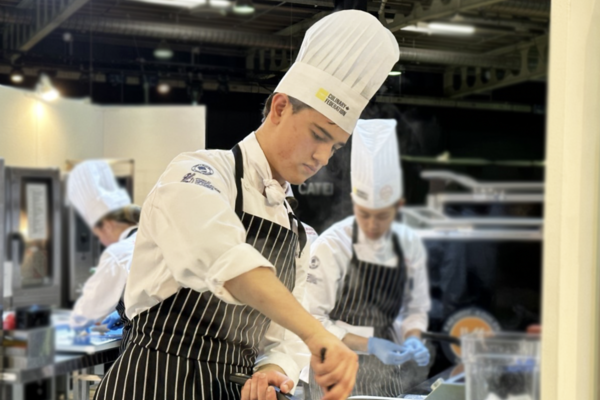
[
  {"x1": 367, "y1": 337, "x2": 413, "y2": 365},
  {"x1": 102, "y1": 311, "x2": 124, "y2": 330},
  {"x1": 404, "y1": 336, "x2": 430, "y2": 367}
]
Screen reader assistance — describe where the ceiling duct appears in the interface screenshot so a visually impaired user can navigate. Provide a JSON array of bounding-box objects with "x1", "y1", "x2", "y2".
[
  {"x1": 0, "y1": 7, "x2": 522, "y2": 69},
  {"x1": 485, "y1": 0, "x2": 550, "y2": 19}
]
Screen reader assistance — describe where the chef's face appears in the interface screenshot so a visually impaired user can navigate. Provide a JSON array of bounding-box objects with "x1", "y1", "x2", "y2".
[
  {"x1": 92, "y1": 219, "x2": 123, "y2": 247},
  {"x1": 353, "y1": 202, "x2": 402, "y2": 240},
  {"x1": 264, "y1": 94, "x2": 349, "y2": 185}
]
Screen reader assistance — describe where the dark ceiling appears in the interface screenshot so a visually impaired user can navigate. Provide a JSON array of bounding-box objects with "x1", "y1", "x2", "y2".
[{"x1": 0, "y1": 0, "x2": 550, "y2": 105}]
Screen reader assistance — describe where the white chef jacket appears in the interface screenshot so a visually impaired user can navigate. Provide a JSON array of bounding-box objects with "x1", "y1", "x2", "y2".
[
  {"x1": 124, "y1": 133, "x2": 312, "y2": 384},
  {"x1": 307, "y1": 216, "x2": 430, "y2": 342},
  {"x1": 70, "y1": 226, "x2": 137, "y2": 329}
]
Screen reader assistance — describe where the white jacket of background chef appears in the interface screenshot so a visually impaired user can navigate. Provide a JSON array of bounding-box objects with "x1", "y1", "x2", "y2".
[
  {"x1": 307, "y1": 216, "x2": 431, "y2": 342},
  {"x1": 70, "y1": 226, "x2": 137, "y2": 329},
  {"x1": 124, "y1": 133, "x2": 315, "y2": 384}
]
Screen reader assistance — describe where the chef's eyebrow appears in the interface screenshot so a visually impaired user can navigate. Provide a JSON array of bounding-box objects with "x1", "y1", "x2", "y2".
[{"x1": 313, "y1": 123, "x2": 346, "y2": 148}]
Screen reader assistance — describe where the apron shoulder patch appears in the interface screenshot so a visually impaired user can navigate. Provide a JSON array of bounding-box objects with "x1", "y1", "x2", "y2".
[
  {"x1": 181, "y1": 173, "x2": 221, "y2": 193},
  {"x1": 307, "y1": 273, "x2": 321, "y2": 285}
]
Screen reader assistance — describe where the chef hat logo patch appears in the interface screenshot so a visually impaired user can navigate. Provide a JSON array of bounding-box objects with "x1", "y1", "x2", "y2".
[
  {"x1": 315, "y1": 88, "x2": 349, "y2": 117},
  {"x1": 380, "y1": 185, "x2": 393, "y2": 201},
  {"x1": 353, "y1": 187, "x2": 369, "y2": 201}
]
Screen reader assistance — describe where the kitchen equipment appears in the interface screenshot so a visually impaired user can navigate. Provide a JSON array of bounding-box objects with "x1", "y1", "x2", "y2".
[
  {"x1": 462, "y1": 332, "x2": 540, "y2": 400},
  {"x1": 3, "y1": 166, "x2": 63, "y2": 308}
]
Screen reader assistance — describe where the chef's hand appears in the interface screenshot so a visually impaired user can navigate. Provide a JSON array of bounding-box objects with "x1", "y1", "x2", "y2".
[
  {"x1": 367, "y1": 337, "x2": 413, "y2": 365},
  {"x1": 240, "y1": 366, "x2": 293, "y2": 400},
  {"x1": 101, "y1": 311, "x2": 123, "y2": 330},
  {"x1": 305, "y1": 331, "x2": 359, "y2": 400},
  {"x1": 403, "y1": 336, "x2": 430, "y2": 367}
]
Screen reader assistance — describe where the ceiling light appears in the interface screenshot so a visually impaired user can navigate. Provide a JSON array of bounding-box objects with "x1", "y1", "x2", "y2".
[
  {"x1": 209, "y1": 0, "x2": 232, "y2": 8},
  {"x1": 10, "y1": 68, "x2": 24, "y2": 83},
  {"x1": 36, "y1": 74, "x2": 59, "y2": 102},
  {"x1": 130, "y1": 0, "x2": 206, "y2": 8},
  {"x1": 428, "y1": 22, "x2": 475, "y2": 34},
  {"x1": 157, "y1": 82, "x2": 171, "y2": 94},
  {"x1": 233, "y1": 0, "x2": 254, "y2": 14},
  {"x1": 154, "y1": 40, "x2": 174, "y2": 60},
  {"x1": 401, "y1": 24, "x2": 431, "y2": 34},
  {"x1": 388, "y1": 70, "x2": 402, "y2": 76}
]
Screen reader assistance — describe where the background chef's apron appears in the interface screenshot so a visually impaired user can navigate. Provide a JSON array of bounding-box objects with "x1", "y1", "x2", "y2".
[
  {"x1": 115, "y1": 227, "x2": 138, "y2": 354},
  {"x1": 94, "y1": 144, "x2": 306, "y2": 400},
  {"x1": 310, "y1": 219, "x2": 409, "y2": 399}
]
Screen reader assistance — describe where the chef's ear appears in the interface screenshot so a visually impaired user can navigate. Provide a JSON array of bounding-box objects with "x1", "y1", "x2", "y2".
[{"x1": 269, "y1": 93, "x2": 290, "y2": 125}]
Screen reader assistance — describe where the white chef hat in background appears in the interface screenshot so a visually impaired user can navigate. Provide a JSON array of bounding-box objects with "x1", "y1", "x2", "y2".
[
  {"x1": 274, "y1": 10, "x2": 400, "y2": 134},
  {"x1": 351, "y1": 119, "x2": 403, "y2": 209},
  {"x1": 67, "y1": 160, "x2": 131, "y2": 228}
]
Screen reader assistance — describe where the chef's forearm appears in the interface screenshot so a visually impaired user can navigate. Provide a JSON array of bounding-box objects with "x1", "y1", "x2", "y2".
[
  {"x1": 341, "y1": 333, "x2": 368, "y2": 352},
  {"x1": 224, "y1": 267, "x2": 324, "y2": 342},
  {"x1": 404, "y1": 329, "x2": 422, "y2": 340}
]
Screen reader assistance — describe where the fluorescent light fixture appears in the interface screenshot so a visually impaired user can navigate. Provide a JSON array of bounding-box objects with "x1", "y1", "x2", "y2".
[
  {"x1": 401, "y1": 24, "x2": 431, "y2": 34},
  {"x1": 209, "y1": 0, "x2": 232, "y2": 8},
  {"x1": 388, "y1": 71, "x2": 402, "y2": 76},
  {"x1": 36, "y1": 74, "x2": 60, "y2": 102},
  {"x1": 154, "y1": 40, "x2": 174, "y2": 59},
  {"x1": 130, "y1": 0, "x2": 206, "y2": 8},
  {"x1": 428, "y1": 22, "x2": 475, "y2": 34},
  {"x1": 157, "y1": 82, "x2": 171, "y2": 94},
  {"x1": 233, "y1": 0, "x2": 254, "y2": 14}
]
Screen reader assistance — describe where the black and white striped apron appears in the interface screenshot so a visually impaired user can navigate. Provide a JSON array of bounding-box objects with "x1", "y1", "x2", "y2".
[
  {"x1": 115, "y1": 227, "x2": 138, "y2": 354},
  {"x1": 94, "y1": 144, "x2": 306, "y2": 400},
  {"x1": 310, "y1": 219, "x2": 408, "y2": 399}
]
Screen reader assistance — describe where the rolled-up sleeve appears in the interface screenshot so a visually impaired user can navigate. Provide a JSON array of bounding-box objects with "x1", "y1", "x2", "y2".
[{"x1": 146, "y1": 163, "x2": 275, "y2": 305}]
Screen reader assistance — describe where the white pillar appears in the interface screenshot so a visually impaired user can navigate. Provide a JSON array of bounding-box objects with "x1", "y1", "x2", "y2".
[{"x1": 543, "y1": 0, "x2": 600, "y2": 399}]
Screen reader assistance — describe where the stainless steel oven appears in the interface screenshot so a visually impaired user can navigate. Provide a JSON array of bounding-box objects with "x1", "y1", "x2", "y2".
[{"x1": 3, "y1": 166, "x2": 62, "y2": 308}]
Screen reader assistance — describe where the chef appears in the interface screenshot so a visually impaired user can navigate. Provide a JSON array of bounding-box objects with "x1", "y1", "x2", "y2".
[
  {"x1": 68, "y1": 160, "x2": 140, "y2": 352},
  {"x1": 306, "y1": 119, "x2": 431, "y2": 398},
  {"x1": 93, "y1": 10, "x2": 399, "y2": 400}
]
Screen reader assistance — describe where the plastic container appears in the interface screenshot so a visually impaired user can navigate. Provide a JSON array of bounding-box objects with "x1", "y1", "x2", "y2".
[{"x1": 462, "y1": 332, "x2": 540, "y2": 400}]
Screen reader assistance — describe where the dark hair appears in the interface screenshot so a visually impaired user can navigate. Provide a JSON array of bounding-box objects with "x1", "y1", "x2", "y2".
[
  {"x1": 262, "y1": 93, "x2": 313, "y2": 121},
  {"x1": 95, "y1": 204, "x2": 141, "y2": 228}
]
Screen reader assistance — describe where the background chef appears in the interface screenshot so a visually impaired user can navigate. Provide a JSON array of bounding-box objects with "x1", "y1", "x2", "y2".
[
  {"x1": 92, "y1": 10, "x2": 400, "y2": 400},
  {"x1": 68, "y1": 160, "x2": 140, "y2": 350},
  {"x1": 306, "y1": 119, "x2": 432, "y2": 397}
]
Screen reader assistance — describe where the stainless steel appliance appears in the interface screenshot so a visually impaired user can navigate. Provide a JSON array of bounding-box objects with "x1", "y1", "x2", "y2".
[{"x1": 3, "y1": 166, "x2": 63, "y2": 309}]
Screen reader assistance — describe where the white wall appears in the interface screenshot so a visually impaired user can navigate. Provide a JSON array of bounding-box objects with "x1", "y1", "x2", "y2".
[
  {"x1": 102, "y1": 106, "x2": 205, "y2": 204},
  {"x1": 0, "y1": 85, "x2": 206, "y2": 205},
  {"x1": 0, "y1": 85, "x2": 104, "y2": 168}
]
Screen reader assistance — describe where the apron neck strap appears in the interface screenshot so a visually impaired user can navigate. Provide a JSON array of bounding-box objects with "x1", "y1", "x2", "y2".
[
  {"x1": 232, "y1": 144, "x2": 244, "y2": 218},
  {"x1": 351, "y1": 218, "x2": 404, "y2": 264},
  {"x1": 289, "y1": 213, "x2": 307, "y2": 258}
]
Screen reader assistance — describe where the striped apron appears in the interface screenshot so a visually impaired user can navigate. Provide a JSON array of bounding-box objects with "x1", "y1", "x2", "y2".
[
  {"x1": 310, "y1": 219, "x2": 408, "y2": 399},
  {"x1": 94, "y1": 144, "x2": 306, "y2": 400}
]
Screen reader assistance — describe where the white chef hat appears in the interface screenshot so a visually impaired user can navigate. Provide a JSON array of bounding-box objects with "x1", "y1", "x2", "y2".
[
  {"x1": 274, "y1": 10, "x2": 400, "y2": 134},
  {"x1": 67, "y1": 160, "x2": 131, "y2": 228},
  {"x1": 351, "y1": 119, "x2": 402, "y2": 209}
]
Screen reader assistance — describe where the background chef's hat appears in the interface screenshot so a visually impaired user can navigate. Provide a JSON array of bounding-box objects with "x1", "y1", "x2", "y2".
[
  {"x1": 351, "y1": 119, "x2": 403, "y2": 209},
  {"x1": 67, "y1": 160, "x2": 131, "y2": 228},
  {"x1": 274, "y1": 10, "x2": 400, "y2": 134}
]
